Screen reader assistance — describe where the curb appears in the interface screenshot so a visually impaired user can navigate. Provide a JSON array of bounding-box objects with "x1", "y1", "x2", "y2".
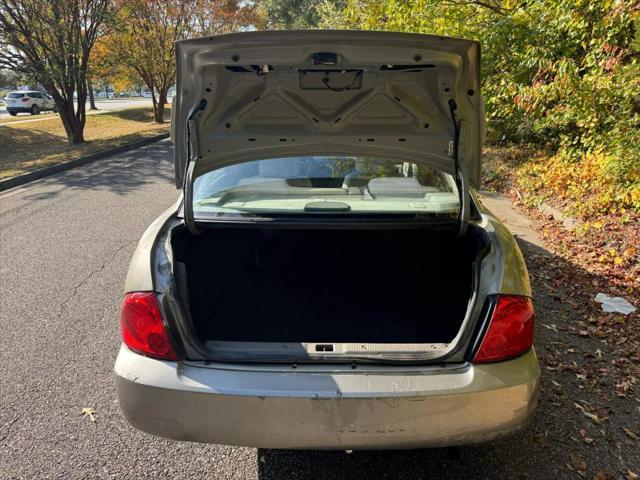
[{"x1": 0, "y1": 132, "x2": 170, "y2": 192}]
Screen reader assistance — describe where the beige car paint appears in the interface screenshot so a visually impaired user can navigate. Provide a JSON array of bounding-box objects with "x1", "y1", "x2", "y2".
[{"x1": 116, "y1": 345, "x2": 539, "y2": 449}]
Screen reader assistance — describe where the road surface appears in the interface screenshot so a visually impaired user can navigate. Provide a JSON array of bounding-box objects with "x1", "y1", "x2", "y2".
[
  {"x1": 0, "y1": 98, "x2": 153, "y2": 120},
  {"x1": 0, "y1": 141, "x2": 636, "y2": 479}
]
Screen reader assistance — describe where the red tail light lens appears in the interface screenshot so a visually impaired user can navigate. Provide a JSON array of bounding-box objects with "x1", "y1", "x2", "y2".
[
  {"x1": 473, "y1": 295, "x2": 535, "y2": 364},
  {"x1": 21, "y1": 97, "x2": 29, "y2": 102},
  {"x1": 121, "y1": 292, "x2": 177, "y2": 360}
]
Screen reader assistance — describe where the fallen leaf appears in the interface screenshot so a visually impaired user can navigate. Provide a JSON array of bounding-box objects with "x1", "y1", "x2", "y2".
[
  {"x1": 579, "y1": 429, "x2": 594, "y2": 444},
  {"x1": 623, "y1": 428, "x2": 638, "y2": 440},
  {"x1": 569, "y1": 451, "x2": 587, "y2": 475},
  {"x1": 594, "y1": 471, "x2": 615, "y2": 480},
  {"x1": 81, "y1": 407, "x2": 96, "y2": 422},
  {"x1": 575, "y1": 403, "x2": 606, "y2": 424}
]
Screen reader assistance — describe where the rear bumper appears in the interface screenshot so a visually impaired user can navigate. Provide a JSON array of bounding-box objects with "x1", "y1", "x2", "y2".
[
  {"x1": 115, "y1": 346, "x2": 539, "y2": 449},
  {"x1": 6, "y1": 107, "x2": 32, "y2": 113}
]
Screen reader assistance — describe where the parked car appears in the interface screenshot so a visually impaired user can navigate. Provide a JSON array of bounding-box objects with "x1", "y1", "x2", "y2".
[
  {"x1": 115, "y1": 30, "x2": 539, "y2": 450},
  {"x1": 4, "y1": 90, "x2": 56, "y2": 115}
]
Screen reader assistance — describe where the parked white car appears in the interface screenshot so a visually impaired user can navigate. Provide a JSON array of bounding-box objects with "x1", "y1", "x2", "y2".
[{"x1": 4, "y1": 91, "x2": 56, "y2": 116}]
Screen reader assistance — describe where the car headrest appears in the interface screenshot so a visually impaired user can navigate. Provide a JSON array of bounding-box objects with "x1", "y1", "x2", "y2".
[{"x1": 367, "y1": 177, "x2": 437, "y2": 197}]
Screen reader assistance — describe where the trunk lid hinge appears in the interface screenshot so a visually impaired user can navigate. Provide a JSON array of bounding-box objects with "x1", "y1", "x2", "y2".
[
  {"x1": 183, "y1": 99, "x2": 207, "y2": 235},
  {"x1": 448, "y1": 99, "x2": 470, "y2": 237}
]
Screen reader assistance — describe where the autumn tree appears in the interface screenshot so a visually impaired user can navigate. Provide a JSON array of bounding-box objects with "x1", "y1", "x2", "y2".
[
  {"x1": 111, "y1": 0, "x2": 256, "y2": 124},
  {"x1": 194, "y1": 0, "x2": 260, "y2": 34},
  {"x1": 89, "y1": 35, "x2": 118, "y2": 100},
  {"x1": 0, "y1": 0, "x2": 112, "y2": 143},
  {"x1": 109, "y1": 0, "x2": 187, "y2": 123}
]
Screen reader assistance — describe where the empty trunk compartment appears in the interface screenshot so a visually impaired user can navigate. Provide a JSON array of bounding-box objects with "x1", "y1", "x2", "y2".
[{"x1": 171, "y1": 224, "x2": 488, "y2": 360}]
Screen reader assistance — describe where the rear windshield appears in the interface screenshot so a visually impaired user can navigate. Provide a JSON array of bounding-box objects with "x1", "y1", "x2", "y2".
[
  {"x1": 193, "y1": 156, "x2": 460, "y2": 220},
  {"x1": 7, "y1": 93, "x2": 24, "y2": 98}
]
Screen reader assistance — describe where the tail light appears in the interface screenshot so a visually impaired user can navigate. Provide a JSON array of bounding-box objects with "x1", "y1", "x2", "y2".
[
  {"x1": 21, "y1": 97, "x2": 29, "y2": 102},
  {"x1": 473, "y1": 295, "x2": 535, "y2": 364},
  {"x1": 121, "y1": 292, "x2": 178, "y2": 360}
]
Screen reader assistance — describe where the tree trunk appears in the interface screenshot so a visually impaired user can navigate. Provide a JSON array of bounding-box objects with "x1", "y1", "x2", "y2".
[
  {"x1": 42, "y1": 81, "x2": 85, "y2": 144},
  {"x1": 88, "y1": 82, "x2": 97, "y2": 110},
  {"x1": 57, "y1": 100, "x2": 85, "y2": 144},
  {"x1": 76, "y1": 80, "x2": 88, "y2": 135},
  {"x1": 155, "y1": 87, "x2": 168, "y2": 123},
  {"x1": 150, "y1": 87, "x2": 160, "y2": 122},
  {"x1": 56, "y1": 78, "x2": 88, "y2": 144}
]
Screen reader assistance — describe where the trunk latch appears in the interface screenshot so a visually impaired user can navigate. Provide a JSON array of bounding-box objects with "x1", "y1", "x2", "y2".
[{"x1": 315, "y1": 344, "x2": 335, "y2": 352}]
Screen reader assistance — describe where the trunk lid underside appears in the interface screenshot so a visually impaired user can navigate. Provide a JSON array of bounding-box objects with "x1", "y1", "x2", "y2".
[{"x1": 173, "y1": 30, "x2": 484, "y2": 191}]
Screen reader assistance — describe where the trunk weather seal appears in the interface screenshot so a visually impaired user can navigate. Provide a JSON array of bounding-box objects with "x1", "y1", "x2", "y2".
[{"x1": 189, "y1": 216, "x2": 460, "y2": 231}]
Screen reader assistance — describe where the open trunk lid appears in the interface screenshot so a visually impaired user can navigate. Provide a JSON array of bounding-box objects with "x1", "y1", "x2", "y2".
[{"x1": 172, "y1": 30, "x2": 485, "y2": 232}]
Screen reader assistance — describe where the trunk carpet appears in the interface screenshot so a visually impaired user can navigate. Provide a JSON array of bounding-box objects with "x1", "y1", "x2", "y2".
[{"x1": 176, "y1": 228, "x2": 477, "y2": 344}]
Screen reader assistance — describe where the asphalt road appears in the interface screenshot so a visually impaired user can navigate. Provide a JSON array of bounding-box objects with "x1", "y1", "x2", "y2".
[{"x1": 1, "y1": 141, "x2": 636, "y2": 479}]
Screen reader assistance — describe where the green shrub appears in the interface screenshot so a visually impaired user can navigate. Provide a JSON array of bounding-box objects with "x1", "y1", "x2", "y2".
[{"x1": 319, "y1": 0, "x2": 640, "y2": 214}]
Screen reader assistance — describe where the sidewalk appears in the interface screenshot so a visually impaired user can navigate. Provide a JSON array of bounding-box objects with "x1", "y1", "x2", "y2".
[{"x1": 478, "y1": 190, "x2": 544, "y2": 248}]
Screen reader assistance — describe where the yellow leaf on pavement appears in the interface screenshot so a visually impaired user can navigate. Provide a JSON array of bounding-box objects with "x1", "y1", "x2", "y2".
[{"x1": 81, "y1": 407, "x2": 97, "y2": 422}]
